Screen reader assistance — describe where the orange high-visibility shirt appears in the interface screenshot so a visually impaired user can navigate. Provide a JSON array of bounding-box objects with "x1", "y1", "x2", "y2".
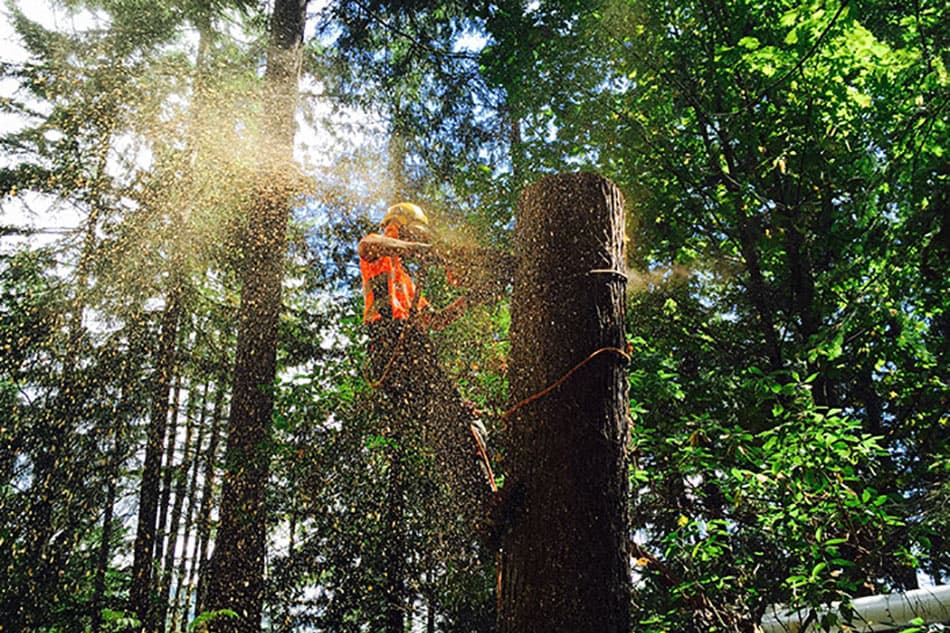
[{"x1": 360, "y1": 235, "x2": 428, "y2": 323}]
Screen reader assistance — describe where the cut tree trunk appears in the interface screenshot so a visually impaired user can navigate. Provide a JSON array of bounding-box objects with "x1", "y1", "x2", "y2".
[{"x1": 499, "y1": 172, "x2": 631, "y2": 633}]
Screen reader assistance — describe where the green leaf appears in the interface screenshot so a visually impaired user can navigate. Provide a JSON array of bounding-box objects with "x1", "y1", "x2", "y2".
[
  {"x1": 189, "y1": 610, "x2": 238, "y2": 632},
  {"x1": 738, "y1": 36, "x2": 760, "y2": 50},
  {"x1": 780, "y1": 9, "x2": 800, "y2": 27}
]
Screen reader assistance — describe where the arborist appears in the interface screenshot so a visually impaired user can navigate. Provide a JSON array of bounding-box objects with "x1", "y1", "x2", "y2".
[{"x1": 359, "y1": 202, "x2": 500, "y2": 519}]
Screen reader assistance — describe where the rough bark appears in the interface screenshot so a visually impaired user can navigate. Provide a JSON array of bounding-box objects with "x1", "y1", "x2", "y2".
[
  {"x1": 203, "y1": 1, "x2": 307, "y2": 631},
  {"x1": 499, "y1": 172, "x2": 631, "y2": 633}
]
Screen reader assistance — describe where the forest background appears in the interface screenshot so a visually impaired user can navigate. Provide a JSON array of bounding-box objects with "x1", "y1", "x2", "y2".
[{"x1": 0, "y1": 0, "x2": 946, "y2": 631}]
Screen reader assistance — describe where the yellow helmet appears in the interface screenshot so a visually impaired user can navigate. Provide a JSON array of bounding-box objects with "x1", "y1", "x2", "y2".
[{"x1": 382, "y1": 202, "x2": 428, "y2": 229}]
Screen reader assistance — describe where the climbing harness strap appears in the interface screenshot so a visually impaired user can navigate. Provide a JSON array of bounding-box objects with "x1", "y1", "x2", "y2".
[
  {"x1": 362, "y1": 254, "x2": 431, "y2": 389},
  {"x1": 360, "y1": 252, "x2": 429, "y2": 323}
]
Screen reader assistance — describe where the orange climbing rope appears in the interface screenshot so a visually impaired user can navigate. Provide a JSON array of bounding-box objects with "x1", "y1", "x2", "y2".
[
  {"x1": 500, "y1": 345, "x2": 631, "y2": 421},
  {"x1": 498, "y1": 267, "x2": 630, "y2": 417},
  {"x1": 362, "y1": 317, "x2": 412, "y2": 389}
]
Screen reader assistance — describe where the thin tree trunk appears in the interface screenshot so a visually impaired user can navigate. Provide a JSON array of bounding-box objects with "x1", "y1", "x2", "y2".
[
  {"x1": 203, "y1": 1, "x2": 306, "y2": 631},
  {"x1": 129, "y1": 0, "x2": 214, "y2": 618},
  {"x1": 157, "y1": 382, "x2": 205, "y2": 629},
  {"x1": 129, "y1": 276, "x2": 183, "y2": 629},
  {"x1": 781, "y1": 202, "x2": 835, "y2": 406},
  {"x1": 734, "y1": 198, "x2": 782, "y2": 371},
  {"x1": 170, "y1": 383, "x2": 210, "y2": 633},
  {"x1": 506, "y1": 100, "x2": 525, "y2": 192},
  {"x1": 426, "y1": 596, "x2": 435, "y2": 633},
  {"x1": 158, "y1": 378, "x2": 185, "y2": 562},
  {"x1": 91, "y1": 403, "x2": 126, "y2": 633},
  {"x1": 499, "y1": 172, "x2": 631, "y2": 633},
  {"x1": 385, "y1": 442, "x2": 406, "y2": 633},
  {"x1": 287, "y1": 491, "x2": 297, "y2": 553},
  {"x1": 92, "y1": 323, "x2": 142, "y2": 631},
  {"x1": 91, "y1": 471, "x2": 118, "y2": 633},
  {"x1": 193, "y1": 382, "x2": 226, "y2": 617},
  {"x1": 695, "y1": 108, "x2": 781, "y2": 373},
  {"x1": 166, "y1": 20, "x2": 217, "y2": 631}
]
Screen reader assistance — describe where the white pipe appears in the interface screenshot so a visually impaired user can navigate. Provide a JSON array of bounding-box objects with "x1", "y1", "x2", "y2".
[{"x1": 758, "y1": 584, "x2": 950, "y2": 632}]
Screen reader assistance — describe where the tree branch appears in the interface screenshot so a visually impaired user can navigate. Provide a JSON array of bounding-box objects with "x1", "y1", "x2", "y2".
[{"x1": 747, "y1": 0, "x2": 850, "y2": 109}]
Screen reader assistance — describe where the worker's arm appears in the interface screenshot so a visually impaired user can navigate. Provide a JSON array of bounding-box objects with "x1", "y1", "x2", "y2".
[{"x1": 358, "y1": 233, "x2": 431, "y2": 261}]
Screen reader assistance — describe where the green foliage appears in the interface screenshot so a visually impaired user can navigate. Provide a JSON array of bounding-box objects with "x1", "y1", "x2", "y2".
[
  {"x1": 188, "y1": 608, "x2": 238, "y2": 631},
  {"x1": 583, "y1": 0, "x2": 950, "y2": 627},
  {"x1": 0, "y1": 0, "x2": 946, "y2": 630},
  {"x1": 96, "y1": 607, "x2": 140, "y2": 632}
]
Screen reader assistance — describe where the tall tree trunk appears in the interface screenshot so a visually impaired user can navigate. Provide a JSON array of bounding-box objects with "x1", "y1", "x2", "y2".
[
  {"x1": 23, "y1": 125, "x2": 113, "y2": 630},
  {"x1": 170, "y1": 383, "x2": 210, "y2": 633},
  {"x1": 129, "y1": 276, "x2": 183, "y2": 629},
  {"x1": 129, "y1": 7, "x2": 213, "y2": 622},
  {"x1": 426, "y1": 596, "x2": 435, "y2": 633},
  {"x1": 158, "y1": 378, "x2": 185, "y2": 565},
  {"x1": 157, "y1": 383, "x2": 205, "y2": 629},
  {"x1": 203, "y1": 2, "x2": 307, "y2": 631},
  {"x1": 91, "y1": 406, "x2": 126, "y2": 633},
  {"x1": 194, "y1": 382, "x2": 226, "y2": 617},
  {"x1": 90, "y1": 358, "x2": 141, "y2": 632},
  {"x1": 499, "y1": 172, "x2": 630, "y2": 633},
  {"x1": 91, "y1": 466, "x2": 118, "y2": 633}
]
